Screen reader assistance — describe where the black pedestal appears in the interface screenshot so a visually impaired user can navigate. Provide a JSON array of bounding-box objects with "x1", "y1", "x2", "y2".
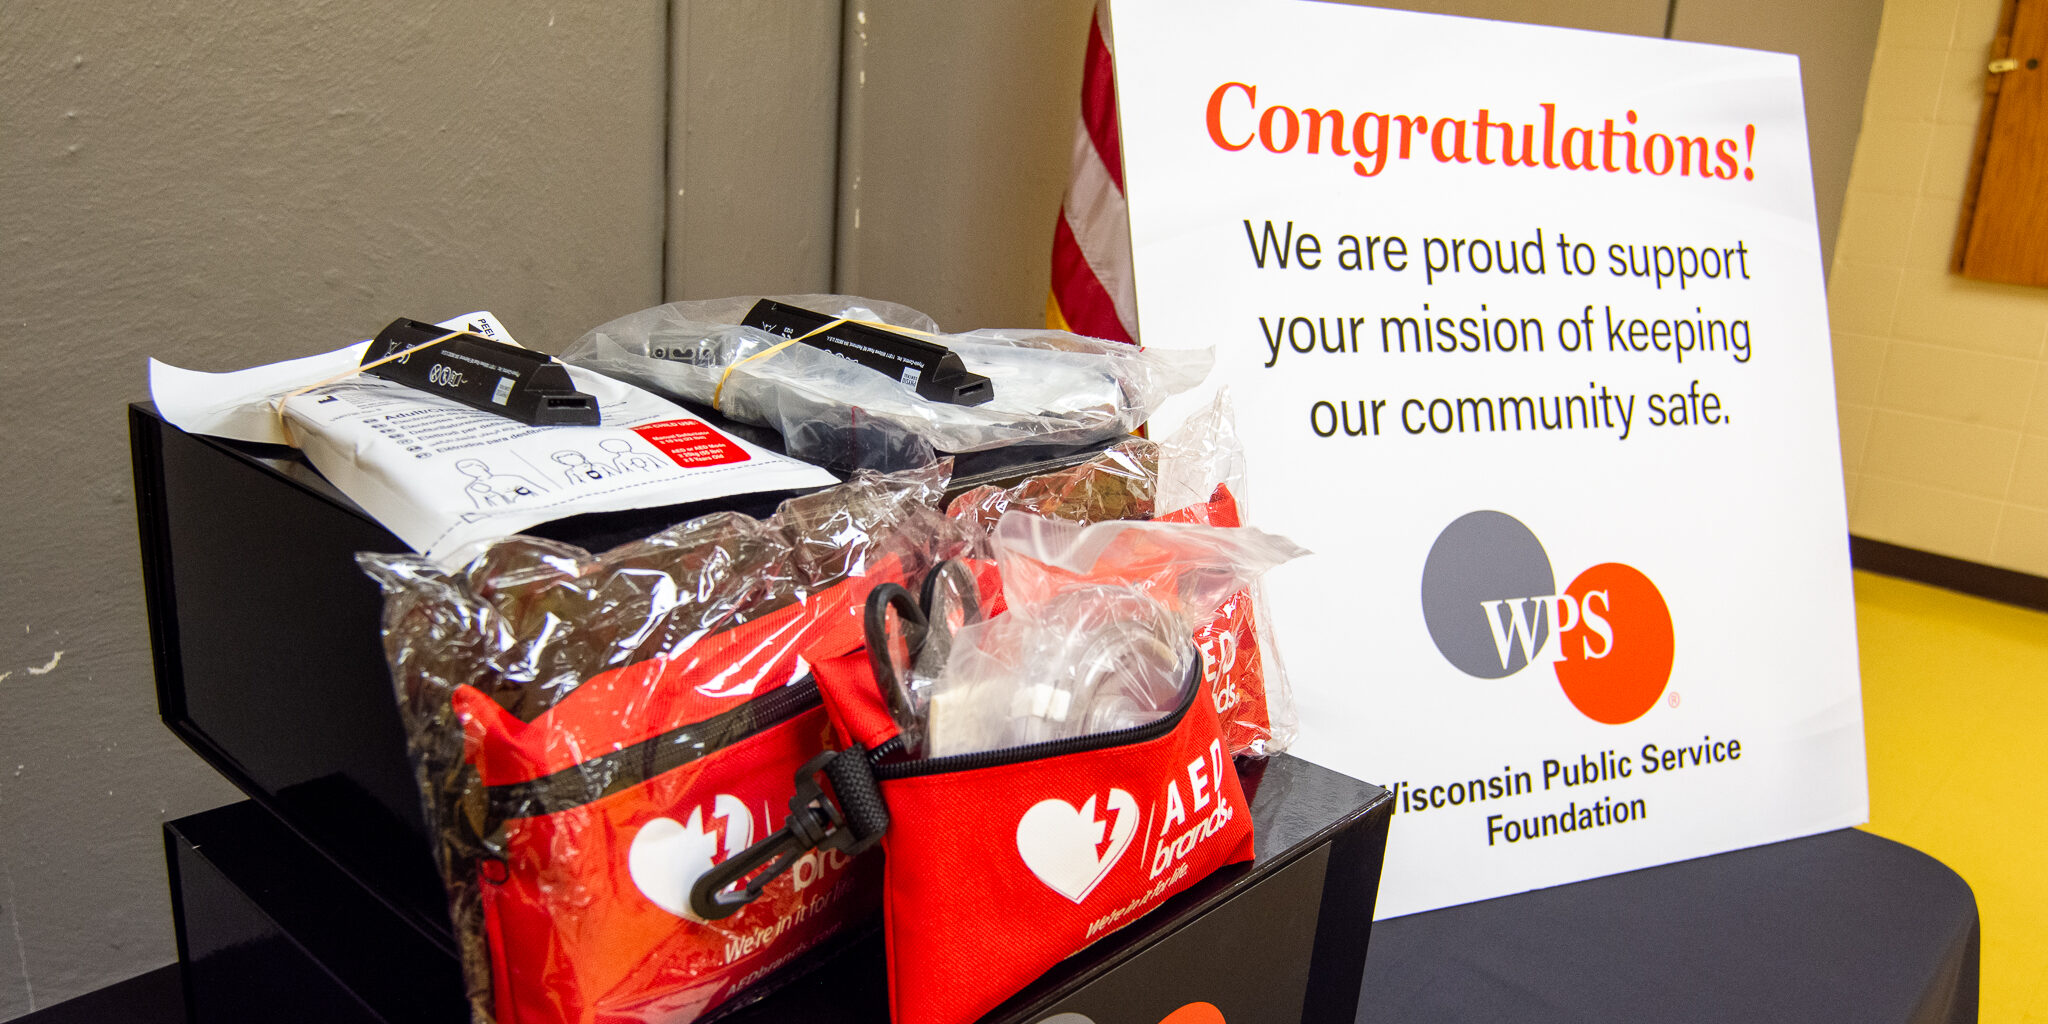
[
  {"x1": 128, "y1": 402, "x2": 1124, "y2": 949},
  {"x1": 164, "y1": 756, "x2": 1391, "y2": 1024}
]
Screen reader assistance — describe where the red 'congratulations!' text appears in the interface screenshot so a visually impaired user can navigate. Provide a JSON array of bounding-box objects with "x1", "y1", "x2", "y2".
[{"x1": 1204, "y1": 84, "x2": 1757, "y2": 182}]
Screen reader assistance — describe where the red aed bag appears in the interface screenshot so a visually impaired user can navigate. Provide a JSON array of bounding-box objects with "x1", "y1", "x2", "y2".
[
  {"x1": 363, "y1": 463, "x2": 991, "y2": 1024},
  {"x1": 454, "y1": 586, "x2": 885, "y2": 1024},
  {"x1": 718, "y1": 643, "x2": 1255, "y2": 1024},
  {"x1": 946, "y1": 396, "x2": 1296, "y2": 760},
  {"x1": 1156, "y1": 484, "x2": 1276, "y2": 758}
]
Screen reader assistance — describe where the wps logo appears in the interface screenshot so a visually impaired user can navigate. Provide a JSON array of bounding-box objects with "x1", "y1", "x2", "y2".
[{"x1": 1421, "y1": 511, "x2": 1674, "y2": 724}]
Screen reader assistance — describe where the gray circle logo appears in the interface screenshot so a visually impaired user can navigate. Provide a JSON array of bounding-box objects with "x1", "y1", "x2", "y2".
[{"x1": 1420, "y1": 511, "x2": 1555, "y2": 678}]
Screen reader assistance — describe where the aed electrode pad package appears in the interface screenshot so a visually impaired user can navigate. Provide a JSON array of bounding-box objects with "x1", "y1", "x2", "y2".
[
  {"x1": 948, "y1": 392, "x2": 1302, "y2": 756},
  {"x1": 559, "y1": 294, "x2": 1211, "y2": 470},
  {"x1": 360, "y1": 466, "x2": 979, "y2": 1024},
  {"x1": 149, "y1": 312, "x2": 836, "y2": 563}
]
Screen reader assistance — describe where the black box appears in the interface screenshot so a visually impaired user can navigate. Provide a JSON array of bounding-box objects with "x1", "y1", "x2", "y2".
[
  {"x1": 167, "y1": 755, "x2": 1390, "y2": 1024},
  {"x1": 166, "y1": 801, "x2": 467, "y2": 1024},
  {"x1": 129, "y1": 403, "x2": 1124, "y2": 944}
]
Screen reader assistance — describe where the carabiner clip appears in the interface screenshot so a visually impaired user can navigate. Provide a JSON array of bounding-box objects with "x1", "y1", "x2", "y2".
[{"x1": 688, "y1": 745, "x2": 889, "y2": 920}]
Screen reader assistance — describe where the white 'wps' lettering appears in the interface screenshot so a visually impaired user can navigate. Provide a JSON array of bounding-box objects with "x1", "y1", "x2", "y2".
[
  {"x1": 1151, "y1": 739, "x2": 1232, "y2": 878},
  {"x1": 1478, "y1": 590, "x2": 1613, "y2": 669}
]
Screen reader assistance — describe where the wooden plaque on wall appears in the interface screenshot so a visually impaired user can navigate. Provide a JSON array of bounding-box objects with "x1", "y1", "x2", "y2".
[{"x1": 1955, "y1": 0, "x2": 2048, "y2": 286}]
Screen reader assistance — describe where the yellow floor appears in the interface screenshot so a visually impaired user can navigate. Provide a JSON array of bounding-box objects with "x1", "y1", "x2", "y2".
[{"x1": 1855, "y1": 570, "x2": 2048, "y2": 1024}]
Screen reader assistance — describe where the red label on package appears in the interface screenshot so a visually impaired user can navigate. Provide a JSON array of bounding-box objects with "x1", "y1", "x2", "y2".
[{"x1": 633, "y1": 419, "x2": 751, "y2": 468}]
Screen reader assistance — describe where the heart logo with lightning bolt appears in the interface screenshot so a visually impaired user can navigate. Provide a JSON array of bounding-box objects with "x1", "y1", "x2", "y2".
[
  {"x1": 1014, "y1": 789, "x2": 1139, "y2": 904},
  {"x1": 628, "y1": 794, "x2": 754, "y2": 921}
]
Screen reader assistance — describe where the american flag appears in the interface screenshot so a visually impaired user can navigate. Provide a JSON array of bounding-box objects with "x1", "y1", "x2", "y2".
[{"x1": 1048, "y1": 2, "x2": 1138, "y2": 345}]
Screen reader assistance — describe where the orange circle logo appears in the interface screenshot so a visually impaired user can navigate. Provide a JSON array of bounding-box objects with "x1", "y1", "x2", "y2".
[
  {"x1": 1158, "y1": 1003, "x2": 1226, "y2": 1024},
  {"x1": 1553, "y1": 562, "x2": 1674, "y2": 724}
]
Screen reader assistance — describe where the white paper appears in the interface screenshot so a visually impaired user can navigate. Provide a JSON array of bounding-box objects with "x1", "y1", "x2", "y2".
[
  {"x1": 150, "y1": 312, "x2": 838, "y2": 562},
  {"x1": 1112, "y1": 0, "x2": 1866, "y2": 916}
]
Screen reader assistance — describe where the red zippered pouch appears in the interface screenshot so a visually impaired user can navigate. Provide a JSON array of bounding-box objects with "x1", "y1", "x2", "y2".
[
  {"x1": 1156, "y1": 483, "x2": 1276, "y2": 757},
  {"x1": 679, "y1": 520, "x2": 1300, "y2": 1024},
  {"x1": 364, "y1": 464, "x2": 990, "y2": 1024},
  {"x1": 782, "y1": 645, "x2": 1255, "y2": 1024},
  {"x1": 945, "y1": 392, "x2": 1296, "y2": 758},
  {"x1": 452, "y1": 583, "x2": 889, "y2": 1024}
]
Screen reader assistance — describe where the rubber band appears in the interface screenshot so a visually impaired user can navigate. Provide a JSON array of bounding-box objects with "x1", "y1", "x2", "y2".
[
  {"x1": 710, "y1": 316, "x2": 945, "y2": 412},
  {"x1": 271, "y1": 329, "x2": 468, "y2": 447},
  {"x1": 712, "y1": 335, "x2": 807, "y2": 412}
]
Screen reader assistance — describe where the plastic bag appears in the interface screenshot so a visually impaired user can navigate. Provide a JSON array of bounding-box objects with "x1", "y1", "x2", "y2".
[
  {"x1": 360, "y1": 464, "x2": 980, "y2": 1024},
  {"x1": 558, "y1": 294, "x2": 1211, "y2": 471},
  {"x1": 149, "y1": 311, "x2": 835, "y2": 564},
  {"x1": 799, "y1": 611, "x2": 1255, "y2": 1024},
  {"x1": 923, "y1": 514, "x2": 1307, "y2": 758},
  {"x1": 947, "y1": 391, "x2": 1302, "y2": 756}
]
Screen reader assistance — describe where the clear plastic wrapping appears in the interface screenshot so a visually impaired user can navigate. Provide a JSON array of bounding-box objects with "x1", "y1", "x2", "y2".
[
  {"x1": 359, "y1": 465, "x2": 980, "y2": 1024},
  {"x1": 559, "y1": 294, "x2": 1212, "y2": 471},
  {"x1": 947, "y1": 392, "x2": 1303, "y2": 756},
  {"x1": 923, "y1": 514, "x2": 1307, "y2": 758},
  {"x1": 147, "y1": 311, "x2": 836, "y2": 563}
]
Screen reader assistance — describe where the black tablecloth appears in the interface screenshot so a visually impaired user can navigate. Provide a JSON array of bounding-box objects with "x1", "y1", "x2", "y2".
[
  {"x1": 1359, "y1": 828, "x2": 1978, "y2": 1024},
  {"x1": 20, "y1": 829, "x2": 1975, "y2": 1024}
]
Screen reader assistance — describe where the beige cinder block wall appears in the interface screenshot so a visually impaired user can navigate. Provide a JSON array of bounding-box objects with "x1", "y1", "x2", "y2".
[{"x1": 1829, "y1": 0, "x2": 2048, "y2": 576}]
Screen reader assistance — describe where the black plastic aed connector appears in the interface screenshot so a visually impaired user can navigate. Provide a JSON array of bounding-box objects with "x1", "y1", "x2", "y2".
[
  {"x1": 742, "y1": 299, "x2": 994, "y2": 407},
  {"x1": 361, "y1": 318, "x2": 601, "y2": 426}
]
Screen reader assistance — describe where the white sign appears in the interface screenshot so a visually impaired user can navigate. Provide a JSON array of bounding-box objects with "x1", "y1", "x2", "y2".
[{"x1": 1112, "y1": 0, "x2": 1866, "y2": 916}]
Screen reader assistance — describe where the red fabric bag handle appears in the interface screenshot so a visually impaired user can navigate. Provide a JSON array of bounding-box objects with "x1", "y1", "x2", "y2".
[{"x1": 814, "y1": 649, "x2": 905, "y2": 752}]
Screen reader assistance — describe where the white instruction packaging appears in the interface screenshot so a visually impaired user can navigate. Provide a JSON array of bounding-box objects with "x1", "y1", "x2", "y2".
[{"x1": 149, "y1": 312, "x2": 838, "y2": 563}]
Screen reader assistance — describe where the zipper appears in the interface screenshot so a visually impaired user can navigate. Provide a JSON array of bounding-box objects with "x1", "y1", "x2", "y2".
[
  {"x1": 487, "y1": 677, "x2": 822, "y2": 821},
  {"x1": 871, "y1": 661, "x2": 1199, "y2": 781},
  {"x1": 672, "y1": 658, "x2": 1201, "y2": 918}
]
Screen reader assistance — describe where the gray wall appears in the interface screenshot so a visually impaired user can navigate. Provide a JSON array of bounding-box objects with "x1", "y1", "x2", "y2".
[
  {"x1": 1669, "y1": 0, "x2": 1883, "y2": 270},
  {"x1": 668, "y1": 2, "x2": 844, "y2": 299},
  {"x1": 0, "y1": 0, "x2": 1877, "y2": 1015},
  {"x1": 0, "y1": 2, "x2": 669, "y2": 1017}
]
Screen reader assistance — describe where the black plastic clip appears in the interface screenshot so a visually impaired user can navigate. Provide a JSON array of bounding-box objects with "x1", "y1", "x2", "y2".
[
  {"x1": 360, "y1": 317, "x2": 601, "y2": 426},
  {"x1": 740, "y1": 299, "x2": 994, "y2": 406},
  {"x1": 688, "y1": 745, "x2": 889, "y2": 920}
]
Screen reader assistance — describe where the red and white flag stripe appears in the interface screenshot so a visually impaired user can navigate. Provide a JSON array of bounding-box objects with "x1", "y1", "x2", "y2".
[{"x1": 1049, "y1": 2, "x2": 1139, "y2": 345}]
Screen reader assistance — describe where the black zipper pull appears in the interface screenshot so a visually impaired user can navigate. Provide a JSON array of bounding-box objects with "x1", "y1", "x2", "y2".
[{"x1": 688, "y1": 745, "x2": 889, "y2": 920}]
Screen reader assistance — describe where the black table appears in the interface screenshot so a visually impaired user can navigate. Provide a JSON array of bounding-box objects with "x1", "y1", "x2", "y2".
[
  {"x1": 1360, "y1": 828, "x2": 1978, "y2": 1024},
  {"x1": 22, "y1": 828, "x2": 1973, "y2": 1023}
]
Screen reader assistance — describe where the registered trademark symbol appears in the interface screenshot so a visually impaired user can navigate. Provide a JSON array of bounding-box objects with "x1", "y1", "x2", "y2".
[{"x1": 1668, "y1": 691, "x2": 1682, "y2": 708}]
